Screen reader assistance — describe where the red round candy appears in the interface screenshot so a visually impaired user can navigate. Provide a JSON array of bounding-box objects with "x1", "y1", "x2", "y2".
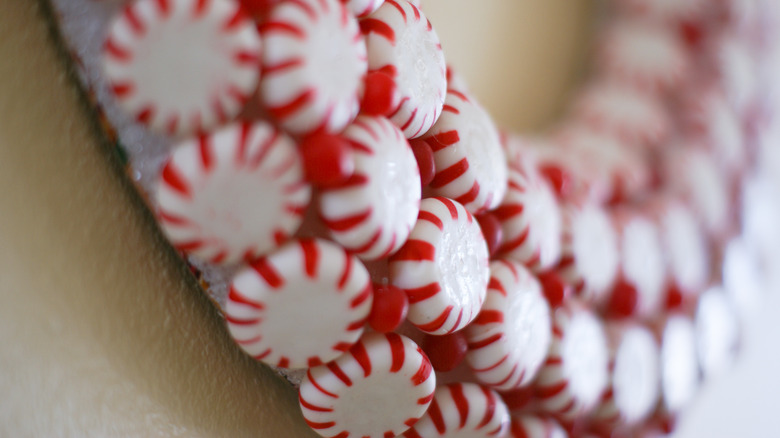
[
  {"x1": 665, "y1": 283, "x2": 684, "y2": 310},
  {"x1": 475, "y1": 212, "x2": 503, "y2": 257},
  {"x1": 538, "y1": 164, "x2": 571, "y2": 199},
  {"x1": 421, "y1": 331, "x2": 468, "y2": 372},
  {"x1": 607, "y1": 278, "x2": 638, "y2": 318},
  {"x1": 536, "y1": 271, "x2": 569, "y2": 308},
  {"x1": 361, "y1": 71, "x2": 398, "y2": 116},
  {"x1": 300, "y1": 133, "x2": 355, "y2": 187},
  {"x1": 409, "y1": 138, "x2": 436, "y2": 187},
  {"x1": 368, "y1": 283, "x2": 409, "y2": 333}
]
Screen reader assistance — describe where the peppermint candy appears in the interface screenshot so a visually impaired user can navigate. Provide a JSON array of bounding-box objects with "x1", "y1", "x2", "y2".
[
  {"x1": 657, "y1": 201, "x2": 709, "y2": 297},
  {"x1": 573, "y1": 82, "x2": 670, "y2": 148},
  {"x1": 389, "y1": 197, "x2": 490, "y2": 335},
  {"x1": 260, "y1": 0, "x2": 366, "y2": 134},
  {"x1": 615, "y1": 212, "x2": 667, "y2": 317},
  {"x1": 154, "y1": 122, "x2": 310, "y2": 265},
  {"x1": 557, "y1": 203, "x2": 620, "y2": 301},
  {"x1": 362, "y1": 0, "x2": 447, "y2": 138},
  {"x1": 403, "y1": 383, "x2": 510, "y2": 438},
  {"x1": 320, "y1": 115, "x2": 421, "y2": 260},
  {"x1": 299, "y1": 332, "x2": 435, "y2": 438},
  {"x1": 660, "y1": 315, "x2": 700, "y2": 414},
  {"x1": 465, "y1": 260, "x2": 552, "y2": 391},
  {"x1": 534, "y1": 304, "x2": 610, "y2": 420},
  {"x1": 557, "y1": 126, "x2": 650, "y2": 205},
  {"x1": 597, "y1": 21, "x2": 690, "y2": 91},
  {"x1": 593, "y1": 324, "x2": 661, "y2": 426},
  {"x1": 103, "y1": 0, "x2": 262, "y2": 136},
  {"x1": 424, "y1": 87, "x2": 508, "y2": 214},
  {"x1": 493, "y1": 152, "x2": 562, "y2": 271},
  {"x1": 695, "y1": 287, "x2": 740, "y2": 379},
  {"x1": 225, "y1": 238, "x2": 372, "y2": 369}
]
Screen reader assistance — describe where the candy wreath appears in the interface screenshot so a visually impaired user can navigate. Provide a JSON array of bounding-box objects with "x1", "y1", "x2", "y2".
[{"x1": 46, "y1": 0, "x2": 780, "y2": 437}]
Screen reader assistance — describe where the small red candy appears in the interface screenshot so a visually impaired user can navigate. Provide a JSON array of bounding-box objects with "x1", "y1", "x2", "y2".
[
  {"x1": 536, "y1": 271, "x2": 569, "y2": 308},
  {"x1": 475, "y1": 212, "x2": 503, "y2": 257},
  {"x1": 538, "y1": 164, "x2": 571, "y2": 199},
  {"x1": 300, "y1": 133, "x2": 355, "y2": 188},
  {"x1": 421, "y1": 331, "x2": 468, "y2": 372},
  {"x1": 607, "y1": 278, "x2": 638, "y2": 318},
  {"x1": 409, "y1": 138, "x2": 436, "y2": 187},
  {"x1": 368, "y1": 283, "x2": 409, "y2": 333},
  {"x1": 361, "y1": 71, "x2": 398, "y2": 116}
]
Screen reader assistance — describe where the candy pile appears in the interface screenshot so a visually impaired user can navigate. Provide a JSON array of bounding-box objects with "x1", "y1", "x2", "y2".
[{"x1": 47, "y1": 0, "x2": 780, "y2": 436}]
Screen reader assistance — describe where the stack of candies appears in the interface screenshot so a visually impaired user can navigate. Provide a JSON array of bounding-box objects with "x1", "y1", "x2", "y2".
[{"x1": 47, "y1": 0, "x2": 780, "y2": 436}]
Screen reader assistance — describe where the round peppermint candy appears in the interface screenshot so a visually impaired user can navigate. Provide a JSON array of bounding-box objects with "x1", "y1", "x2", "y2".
[
  {"x1": 403, "y1": 383, "x2": 510, "y2": 438},
  {"x1": 465, "y1": 260, "x2": 552, "y2": 391},
  {"x1": 660, "y1": 315, "x2": 699, "y2": 413},
  {"x1": 534, "y1": 304, "x2": 609, "y2": 420},
  {"x1": 389, "y1": 197, "x2": 490, "y2": 335},
  {"x1": 299, "y1": 332, "x2": 436, "y2": 438},
  {"x1": 593, "y1": 324, "x2": 660, "y2": 426},
  {"x1": 103, "y1": 0, "x2": 262, "y2": 136},
  {"x1": 557, "y1": 125, "x2": 650, "y2": 204},
  {"x1": 557, "y1": 203, "x2": 620, "y2": 301},
  {"x1": 225, "y1": 238, "x2": 372, "y2": 369},
  {"x1": 573, "y1": 81, "x2": 670, "y2": 149},
  {"x1": 493, "y1": 153, "x2": 562, "y2": 271},
  {"x1": 260, "y1": 0, "x2": 366, "y2": 134},
  {"x1": 362, "y1": 0, "x2": 447, "y2": 138},
  {"x1": 154, "y1": 122, "x2": 310, "y2": 265},
  {"x1": 319, "y1": 115, "x2": 421, "y2": 260},
  {"x1": 723, "y1": 237, "x2": 764, "y2": 319},
  {"x1": 424, "y1": 87, "x2": 508, "y2": 214},
  {"x1": 695, "y1": 287, "x2": 740, "y2": 380},
  {"x1": 657, "y1": 201, "x2": 709, "y2": 296},
  {"x1": 597, "y1": 21, "x2": 689, "y2": 92},
  {"x1": 664, "y1": 146, "x2": 730, "y2": 237},
  {"x1": 615, "y1": 212, "x2": 666, "y2": 317},
  {"x1": 509, "y1": 414, "x2": 568, "y2": 438}
]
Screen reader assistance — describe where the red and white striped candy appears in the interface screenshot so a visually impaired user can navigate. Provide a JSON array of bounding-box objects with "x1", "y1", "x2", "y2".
[
  {"x1": 260, "y1": 0, "x2": 366, "y2": 135},
  {"x1": 340, "y1": 0, "x2": 384, "y2": 17},
  {"x1": 403, "y1": 383, "x2": 510, "y2": 438},
  {"x1": 557, "y1": 204, "x2": 620, "y2": 301},
  {"x1": 534, "y1": 305, "x2": 609, "y2": 420},
  {"x1": 154, "y1": 122, "x2": 310, "y2": 265},
  {"x1": 424, "y1": 87, "x2": 508, "y2": 214},
  {"x1": 659, "y1": 315, "x2": 699, "y2": 414},
  {"x1": 103, "y1": 0, "x2": 261, "y2": 136},
  {"x1": 680, "y1": 87, "x2": 747, "y2": 177},
  {"x1": 319, "y1": 115, "x2": 421, "y2": 260},
  {"x1": 509, "y1": 414, "x2": 568, "y2": 438},
  {"x1": 465, "y1": 260, "x2": 552, "y2": 391},
  {"x1": 695, "y1": 287, "x2": 740, "y2": 379},
  {"x1": 362, "y1": 0, "x2": 447, "y2": 138},
  {"x1": 592, "y1": 324, "x2": 660, "y2": 426},
  {"x1": 225, "y1": 238, "x2": 372, "y2": 369},
  {"x1": 713, "y1": 35, "x2": 759, "y2": 117},
  {"x1": 663, "y1": 146, "x2": 730, "y2": 236},
  {"x1": 596, "y1": 21, "x2": 690, "y2": 92},
  {"x1": 556, "y1": 124, "x2": 650, "y2": 205},
  {"x1": 657, "y1": 201, "x2": 709, "y2": 297},
  {"x1": 572, "y1": 82, "x2": 670, "y2": 148},
  {"x1": 299, "y1": 332, "x2": 435, "y2": 438},
  {"x1": 615, "y1": 212, "x2": 666, "y2": 317},
  {"x1": 389, "y1": 197, "x2": 490, "y2": 335},
  {"x1": 493, "y1": 153, "x2": 561, "y2": 272}
]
